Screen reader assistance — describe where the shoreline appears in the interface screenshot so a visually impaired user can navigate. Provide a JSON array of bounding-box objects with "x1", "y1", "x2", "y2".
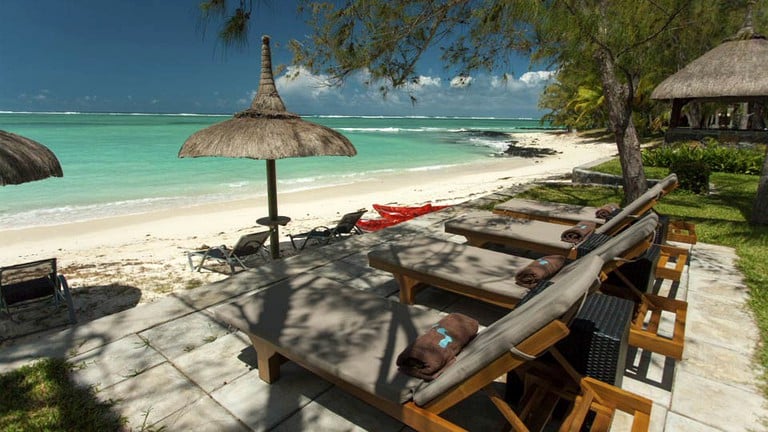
[{"x1": 0, "y1": 131, "x2": 617, "y2": 342}]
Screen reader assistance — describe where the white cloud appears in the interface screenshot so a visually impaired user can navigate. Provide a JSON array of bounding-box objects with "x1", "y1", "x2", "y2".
[
  {"x1": 276, "y1": 65, "x2": 333, "y2": 98},
  {"x1": 450, "y1": 76, "x2": 473, "y2": 88},
  {"x1": 519, "y1": 70, "x2": 555, "y2": 85},
  {"x1": 231, "y1": 65, "x2": 553, "y2": 117},
  {"x1": 409, "y1": 75, "x2": 441, "y2": 92},
  {"x1": 490, "y1": 73, "x2": 514, "y2": 88}
]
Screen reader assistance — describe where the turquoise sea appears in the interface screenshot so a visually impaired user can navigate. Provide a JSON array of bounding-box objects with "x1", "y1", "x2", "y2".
[{"x1": 0, "y1": 112, "x2": 556, "y2": 229}]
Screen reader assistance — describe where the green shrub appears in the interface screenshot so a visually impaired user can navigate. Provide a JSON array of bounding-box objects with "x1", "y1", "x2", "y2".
[
  {"x1": 642, "y1": 140, "x2": 764, "y2": 175},
  {"x1": 669, "y1": 159, "x2": 710, "y2": 194}
]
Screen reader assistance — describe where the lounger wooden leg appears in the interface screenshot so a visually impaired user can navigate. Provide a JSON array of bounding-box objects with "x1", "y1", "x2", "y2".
[
  {"x1": 484, "y1": 383, "x2": 530, "y2": 432},
  {"x1": 58, "y1": 275, "x2": 77, "y2": 325},
  {"x1": 560, "y1": 377, "x2": 652, "y2": 432},
  {"x1": 249, "y1": 336, "x2": 286, "y2": 384},
  {"x1": 629, "y1": 294, "x2": 687, "y2": 360},
  {"x1": 397, "y1": 274, "x2": 424, "y2": 305}
]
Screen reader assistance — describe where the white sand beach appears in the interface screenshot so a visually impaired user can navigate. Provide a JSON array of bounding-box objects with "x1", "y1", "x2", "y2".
[{"x1": 1, "y1": 131, "x2": 617, "y2": 340}]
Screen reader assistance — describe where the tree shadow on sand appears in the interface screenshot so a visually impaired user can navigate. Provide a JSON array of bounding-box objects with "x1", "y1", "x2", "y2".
[{"x1": 0, "y1": 283, "x2": 142, "y2": 345}]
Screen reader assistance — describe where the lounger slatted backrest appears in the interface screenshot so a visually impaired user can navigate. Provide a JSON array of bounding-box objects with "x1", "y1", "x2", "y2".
[
  {"x1": 413, "y1": 254, "x2": 605, "y2": 405},
  {"x1": 232, "y1": 231, "x2": 271, "y2": 257},
  {"x1": 595, "y1": 174, "x2": 677, "y2": 235},
  {"x1": 584, "y1": 213, "x2": 658, "y2": 264},
  {"x1": 0, "y1": 258, "x2": 77, "y2": 324},
  {"x1": 335, "y1": 210, "x2": 366, "y2": 235}
]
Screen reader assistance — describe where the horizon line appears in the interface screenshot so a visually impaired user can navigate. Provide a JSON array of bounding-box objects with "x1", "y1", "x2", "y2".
[{"x1": 0, "y1": 110, "x2": 540, "y2": 121}]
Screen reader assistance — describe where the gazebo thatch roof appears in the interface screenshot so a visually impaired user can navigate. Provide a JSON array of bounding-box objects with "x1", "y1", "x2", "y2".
[
  {"x1": 651, "y1": 36, "x2": 768, "y2": 101},
  {"x1": 179, "y1": 36, "x2": 357, "y2": 160},
  {"x1": 0, "y1": 130, "x2": 63, "y2": 186}
]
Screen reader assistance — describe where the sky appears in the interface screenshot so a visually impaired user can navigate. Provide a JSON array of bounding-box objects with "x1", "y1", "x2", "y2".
[{"x1": 0, "y1": 1, "x2": 554, "y2": 118}]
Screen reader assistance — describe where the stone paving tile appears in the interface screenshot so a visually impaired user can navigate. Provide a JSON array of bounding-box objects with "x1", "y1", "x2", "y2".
[
  {"x1": 688, "y1": 244, "x2": 746, "y2": 286},
  {"x1": 621, "y1": 374, "x2": 673, "y2": 409},
  {"x1": 679, "y1": 331, "x2": 763, "y2": 393},
  {"x1": 609, "y1": 402, "x2": 667, "y2": 432},
  {"x1": 271, "y1": 387, "x2": 403, "y2": 432},
  {"x1": 403, "y1": 285, "x2": 463, "y2": 312},
  {"x1": 170, "y1": 268, "x2": 291, "y2": 311},
  {"x1": 686, "y1": 272, "x2": 749, "y2": 304},
  {"x1": 69, "y1": 334, "x2": 166, "y2": 391},
  {"x1": 664, "y1": 412, "x2": 724, "y2": 432},
  {"x1": 624, "y1": 347, "x2": 677, "y2": 393},
  {"x1": 685, "y1": 298, "x2": 757, "y2": 355},
  {"x1": 670, "y1": 369, "x2": 768, "y2": 432},
  {"x1": 0, "y1": 294, "x2": 197, "y2": 372},
  {"x1": 210, "y1": 362, "x2": 332, "y2": 431},
  {"x1": 96, "y1": 362, "x2": 209, "y2": 430},
  {"x1": 171, "y1": 331, "x2": 256, "y2": 393},
  {"x1": 154, "y1": 393, "x2": 251, "y2": 432},
  {"x1": 139, "y1": 310, "x2": 230, "y2": 360}
]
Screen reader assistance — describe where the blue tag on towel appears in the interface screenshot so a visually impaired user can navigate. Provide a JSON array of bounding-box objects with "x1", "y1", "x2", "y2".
[{"x1": 435, "y1": 327, "x2": 453, "y2": 348}]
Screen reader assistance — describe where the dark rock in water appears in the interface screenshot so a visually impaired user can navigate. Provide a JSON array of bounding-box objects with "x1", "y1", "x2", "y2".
[
  {"x1": 502, "y1": 143, "x2": 561, "y2": 158},
  {"x1": 464, "y1": 129, "x2": 511, "y2": 138}
]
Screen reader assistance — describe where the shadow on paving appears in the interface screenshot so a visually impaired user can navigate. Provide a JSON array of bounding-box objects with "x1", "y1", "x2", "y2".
[{"x1": 1, "y1": 283, "x2": 142, "y2": 345}]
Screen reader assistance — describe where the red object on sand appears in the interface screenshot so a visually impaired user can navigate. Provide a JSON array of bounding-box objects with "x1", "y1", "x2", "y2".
[
  {"x1": 373, "y1": 203, "x2": 449, "y2": 220},
  {"x1": 358, "y1": 203, "x2": 450, "y2": 232},
  {"x1": 356, "y1": 218, "x2": 402, "y2": 232}
]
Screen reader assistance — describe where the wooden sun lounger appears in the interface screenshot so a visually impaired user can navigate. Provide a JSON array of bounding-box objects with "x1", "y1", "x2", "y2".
[
  {"x1": 214, "y1": 255, "x2": 650, "y2": 431},
  {"x1": 373, "y1": 213, "x2": 687, "y2": 360},
  {"x1": 369, "y1": 214, "x2": 658, "y2": 310},
  {"x1": 492, "y1": 174, "x2": 679, "y2": 226}
]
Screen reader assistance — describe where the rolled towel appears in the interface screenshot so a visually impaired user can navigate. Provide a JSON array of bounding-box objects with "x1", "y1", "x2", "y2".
[
  {"x1": 595, "y1": 203, "x2": 621, "y2": 220},
  {"x1": 397, "y1": 313, "x2": 479, "y2": 380},
  {"x1": 561, "y1": 221, "x2": 597, "y2": 244},
  {"x1": 514, "y1": 255, "x2": 567, "y2": 289}
]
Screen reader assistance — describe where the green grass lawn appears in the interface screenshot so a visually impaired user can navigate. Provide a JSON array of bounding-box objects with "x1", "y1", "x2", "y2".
[
  {"x1": 0, "y1": 358, "x2": 124, "y2": 431},
  {"x1": 517, "y1": 162, "x2": 768, "y2": 393}
]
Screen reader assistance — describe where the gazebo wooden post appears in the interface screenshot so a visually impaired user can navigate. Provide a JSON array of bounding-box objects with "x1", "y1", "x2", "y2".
[{"x1": 670, "y1": 99, "x2": 685, "y2": 128}]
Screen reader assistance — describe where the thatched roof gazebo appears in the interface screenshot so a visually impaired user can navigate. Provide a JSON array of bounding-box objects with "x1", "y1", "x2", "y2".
[
  {"x1": 0, "y1": 130, "x2": 63, "y2": 186},
  {"x1": 651, "y1": 8, "x2": 768, "y2": 143},
  {"x1": 652, "y1": 2, "x2": 768, "y2": 224},
  {"x1": 180, "y1": 35, "x2": 357, "y2": 259}
]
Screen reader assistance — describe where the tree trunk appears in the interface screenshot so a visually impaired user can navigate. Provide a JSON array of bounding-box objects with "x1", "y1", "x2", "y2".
[
  {"x1": 595, "y1": 48, "x2": 648, "y2": 203},
  {"x1": 751, "y1": 147, "x2": 768, "y2": 225}
]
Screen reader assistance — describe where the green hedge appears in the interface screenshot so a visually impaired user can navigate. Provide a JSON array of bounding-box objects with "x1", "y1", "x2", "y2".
[{"x1": 642, "y1": 140, "x2": 764, "y2": 175}]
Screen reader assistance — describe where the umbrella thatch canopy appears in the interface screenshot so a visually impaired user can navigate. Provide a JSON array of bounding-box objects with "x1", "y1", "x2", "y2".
[
  {"x1": 179, "y1": 35, "x2": 357, "y2": 259},
  {"x1": 0, "y1": 130, "x2": 63, "y2": 186}
]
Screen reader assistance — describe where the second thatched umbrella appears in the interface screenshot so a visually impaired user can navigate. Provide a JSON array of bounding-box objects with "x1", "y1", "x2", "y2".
[
  {"x1": 179, "y1": 36, "x2": 357, "y2": 259},
  {"x1": 0, "y1": 130, "x2": 63, "y2": 186}
]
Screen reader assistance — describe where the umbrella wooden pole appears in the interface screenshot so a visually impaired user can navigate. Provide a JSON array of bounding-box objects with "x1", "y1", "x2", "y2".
[{"x1": 266, "y1": 159, "x2": 280, "y2": 259}]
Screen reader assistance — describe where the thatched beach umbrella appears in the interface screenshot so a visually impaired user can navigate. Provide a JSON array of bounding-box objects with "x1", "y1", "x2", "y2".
[
  {"x1": 0, "y1": 130, "x2": 63, "y2": 186},
  {"x1": 179, "y1": 36, "x2": 357, "y2": 259}
]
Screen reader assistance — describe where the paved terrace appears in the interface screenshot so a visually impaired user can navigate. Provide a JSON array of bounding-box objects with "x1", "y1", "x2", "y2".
[{"x1": 1, "y1": 192, "x2": 766, "y2": 431}]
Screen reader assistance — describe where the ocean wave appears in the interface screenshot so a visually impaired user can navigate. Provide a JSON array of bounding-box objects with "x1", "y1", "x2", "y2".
[
  {"x1": 0, "y1": 193, "x2": 263, "y2": 230},
  {"x1": 406, "y1": 164, "x2": 460, "y2": 172}
]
